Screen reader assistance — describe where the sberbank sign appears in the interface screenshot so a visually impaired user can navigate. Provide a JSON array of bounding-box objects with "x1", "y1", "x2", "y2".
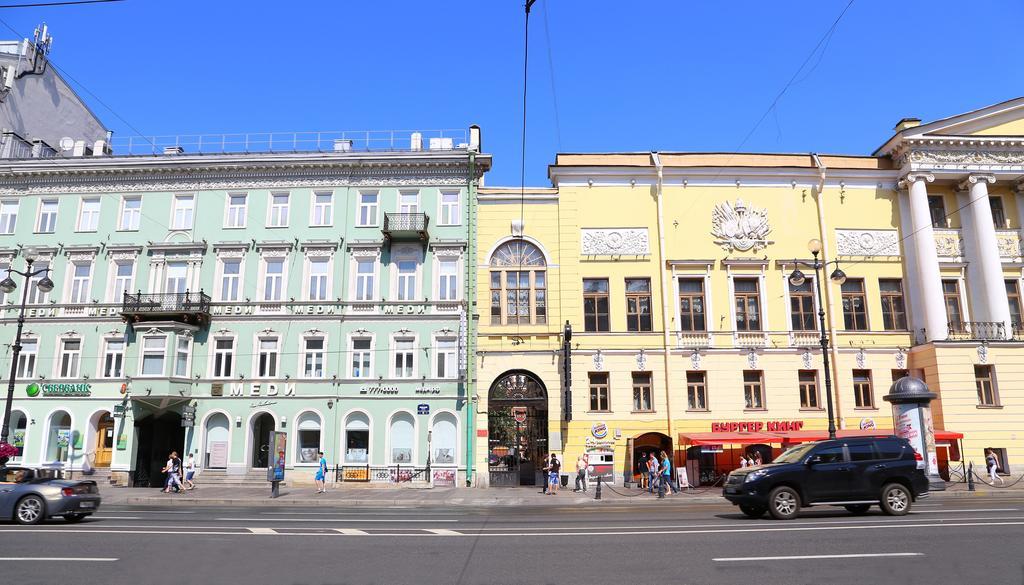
[{"x1": 25, "y1": 382, "x2": 91, "y2": 397}]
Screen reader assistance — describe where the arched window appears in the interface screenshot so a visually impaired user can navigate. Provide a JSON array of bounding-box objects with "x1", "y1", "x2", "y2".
[
  {"x1": 9, "y1": 410, "x2": 27, "y2": 461},
  {"x1": 45, "y1": 411, "x2": 72, "y2": 463},
  {"x1": 295, "y1": 412, "x2": 322, "y2": 464},
  {"x1": 431, "y1": 412, "x2": 457, "y2": 465},
  {"x1": 344, "y1": 412, "x2": 370, "y2": 463},
  {"x1": 389, "y1": 412, "x2": 415, "y2": 464},
  {"x1": 489, "y1": 240, "x2": 547, "y2": 325}
]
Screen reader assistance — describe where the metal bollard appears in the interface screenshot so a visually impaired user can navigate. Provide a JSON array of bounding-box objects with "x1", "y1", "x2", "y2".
[
  {"x1": 967, "y1": 462, "x2": 975, "y2": 491},
  {"x1": 595, "y1": 476, "x2": 602, "y2": 500}
]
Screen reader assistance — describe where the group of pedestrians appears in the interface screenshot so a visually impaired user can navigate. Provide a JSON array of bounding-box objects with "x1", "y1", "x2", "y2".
[
  {"x1": 162, "y1": 451, "x2": 196, "y2": 493},
  {"x1": 738, "y1": 451, "x2": 763, "y2": 468},
  {"x1": 643, "y1": 451, "x2": 678, "y2": 498}
]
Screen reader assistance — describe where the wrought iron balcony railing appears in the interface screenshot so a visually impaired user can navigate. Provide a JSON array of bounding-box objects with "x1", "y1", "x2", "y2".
[
  {"x1": 947, "y1": 321, "x2": 1005, "y2": 341},
  {"x1": 121, "y1": 291, "x2": 211, "y2": 326},
  {"x1": 383, "y1": 212, "x2": 430, "y2": 242}
]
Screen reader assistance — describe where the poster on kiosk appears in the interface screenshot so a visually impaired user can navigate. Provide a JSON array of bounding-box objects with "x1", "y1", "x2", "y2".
[{"x1": 268, "y1": 431, "x2": 287, "y2": 483}]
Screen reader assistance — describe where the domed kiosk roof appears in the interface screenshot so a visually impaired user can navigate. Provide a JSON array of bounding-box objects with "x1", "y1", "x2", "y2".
[{"x1": 883, "y1": 376, "x2": 937, "y2": 404}]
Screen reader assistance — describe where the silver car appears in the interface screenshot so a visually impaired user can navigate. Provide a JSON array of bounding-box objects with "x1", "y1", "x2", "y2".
[{"x1": 0, "y1": 466, "x2": 102, "y2": 524}]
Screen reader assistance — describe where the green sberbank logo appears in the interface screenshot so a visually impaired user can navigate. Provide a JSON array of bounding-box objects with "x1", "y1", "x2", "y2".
[
  {"x1": 25, "y1": 382, "x2": 40, "y2": 397},
  {"x1": 24, "y1": 382, "x2": 90, "y2": 397}
]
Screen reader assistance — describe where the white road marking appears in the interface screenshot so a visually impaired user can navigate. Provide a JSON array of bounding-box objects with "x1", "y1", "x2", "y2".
[
  {"x1": 714, "y1": 552, "x2": 923, "y2": 562},
  {"x1": 0, "y1": 557, "x2": 119, "y2": 562},
  {"x1": 247, "y1": 528, "x2": 277, "y2": 534},
  {"x1": 215, "y1": 517, "x2": 458, "y2": 523},
  {"x1": 90, "y1": 516, "x2": 141, "y2": 520},
  {"x1": 425, "y1": 529, "x2": 462, "y2": 536},
  {"x1": 334, "y1": 528, "x2": 368, "y2": 535},
  {"x1": 260, "y1": 511, "x2": 465, "y2": 516},
  {"x1": 912, "y1": 508, "x2": 1017, "y2": 513}
]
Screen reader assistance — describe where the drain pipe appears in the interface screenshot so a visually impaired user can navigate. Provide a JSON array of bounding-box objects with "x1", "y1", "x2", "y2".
[
  {"x1": 651, "y1": 152, "x2": 676, "y2": 453},
  {"x1": 811, "y1": 153, "x2": 844, "y2": 429}
]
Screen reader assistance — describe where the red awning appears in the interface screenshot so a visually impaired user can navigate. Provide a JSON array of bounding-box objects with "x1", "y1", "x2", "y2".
[
  {"x1": 678, "y1": 432, "x2": 782, "y2": 446},
  {"x1": 769, "y1": 429, "x2": 964, "y2": 444}
]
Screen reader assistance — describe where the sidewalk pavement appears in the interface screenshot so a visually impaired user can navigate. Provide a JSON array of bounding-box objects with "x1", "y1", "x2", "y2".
[{"x1": 98, "y1": 479, "x2": 1024, "y2": 508}]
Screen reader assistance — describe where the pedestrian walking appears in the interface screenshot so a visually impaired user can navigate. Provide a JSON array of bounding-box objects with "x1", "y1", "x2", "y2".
[
  {"x1": 739, "y1": 455, "x2": 749, "y2": 468},
  {"x1": 162, "y1": 451, "x2": 184, "y2": 493},
  {"x1": 657, "y1": 451, "x2": 677, "y2": 498},
  {"x1": 574, "y1": 453, "x2": 589, "y2": 492},
  {"x1": 986, "y1": 449, "x2": 1004, "y2": 485},
  {"x1": 637, "y1": 457, "x2": 648, "y2": 490},
  {"x1": 548, "y1": 453, "x2": 561, "y2": 494},
  {"x1": 183, "y1": 453, "x2": 197, "y2": 490},
  {"x1": 647, "y1": 453, "x2": 659, "y2": 494},
  {"x1": 315, "y1": 451, "x2": 328, "y2": 493},
  {"x1": 541, "y1": 453, "x2": 550, "y2": 494},
  {"x1": 754, "y1": 452, "x2": 763, "y2": 466}
]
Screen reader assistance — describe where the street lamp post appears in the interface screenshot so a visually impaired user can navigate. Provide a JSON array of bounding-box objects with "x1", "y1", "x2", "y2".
[
  {"x1": 788, "y1": 239, "x2": 846, "y2": 440},
  {"x1": 0, "y1": 248, "x2": 55, "y2": 447}
]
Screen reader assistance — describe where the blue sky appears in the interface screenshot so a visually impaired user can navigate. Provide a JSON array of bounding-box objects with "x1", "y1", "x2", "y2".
[{"x1": 3, "y1": 1, "x2": 1022, "y2": 185}]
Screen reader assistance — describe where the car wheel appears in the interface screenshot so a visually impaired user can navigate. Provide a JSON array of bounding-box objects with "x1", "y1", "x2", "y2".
[
  {"x1": 739, "y1": 504, "x2": 766, "y2": 518},
  {"x1": 14, "y1": 495, "x2": 45, "y2": 525},
  {"x1": 63, "y1": 513, "x2": 88, "y2": 523},
  {"x1": 844, "y1": 504, "x2": 871, "y2": 515},
  {"x1": 880, "y1": 483, "x2": 911, "y2": 516},
  {"x1": 767, "y1": 486, "x2": 800, "y2": 520}
]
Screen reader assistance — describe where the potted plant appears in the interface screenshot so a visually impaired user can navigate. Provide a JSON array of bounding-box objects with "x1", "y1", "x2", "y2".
[{"x1": 0, "y1": 441, "x2": 18, "y2": 468}]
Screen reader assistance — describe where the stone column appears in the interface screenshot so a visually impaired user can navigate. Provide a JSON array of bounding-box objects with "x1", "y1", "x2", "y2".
[
  {"x1": 959, "y1": 174, "x2": 1011, "y2": 339},
  {"x1": 900, "y1": 173, "x2": 947, "y2": 341}
]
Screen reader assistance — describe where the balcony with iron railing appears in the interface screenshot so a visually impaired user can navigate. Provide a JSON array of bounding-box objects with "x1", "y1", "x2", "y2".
[
  {"x1": 121, "y1": 290, "x2": 211, "y2": 327},
  {"x1": 946, "y1": 321, "x2": 1006, "y2": 341},
  {"x1": 383, "y1": 212, "x2": 430, "y2": 242}
]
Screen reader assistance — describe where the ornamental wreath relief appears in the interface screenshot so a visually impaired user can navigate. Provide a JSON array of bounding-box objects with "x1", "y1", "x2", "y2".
[{"x1": 711, "y1": 198, "x2": 773, "y2": 252}]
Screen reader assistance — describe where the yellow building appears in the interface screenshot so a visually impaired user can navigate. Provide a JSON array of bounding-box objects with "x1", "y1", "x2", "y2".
[{"x1": 473, "y1": 98, "x2": 1024, "y2": 488}]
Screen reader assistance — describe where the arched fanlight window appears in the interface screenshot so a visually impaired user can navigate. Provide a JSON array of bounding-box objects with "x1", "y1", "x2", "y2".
[{"x1": 488, "y1": 241, "x2": 547, "y2": 325}]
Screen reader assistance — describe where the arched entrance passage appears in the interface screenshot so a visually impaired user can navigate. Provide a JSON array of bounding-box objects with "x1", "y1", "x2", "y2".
[
  {"x1": 133, "y1": 411, "x2": 184, "y2": 487},
  {"x1": 488, "y1": 370, "x2": 548, "y2": 487},
  {"x1": 250, "y1": 413, "x2": 275, "y2": 468},
  {"x1": 631, "y1": 432, "x2": 672, "y2": 484}
]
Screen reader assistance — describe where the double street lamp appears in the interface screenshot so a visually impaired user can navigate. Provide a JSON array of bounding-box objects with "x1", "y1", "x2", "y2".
[
  {"x1": 1, "y1": 247, "x2": 55, "y2": 447},
  {"x1": 788, "y1": 238, "x2": 846, "y2": 440}
]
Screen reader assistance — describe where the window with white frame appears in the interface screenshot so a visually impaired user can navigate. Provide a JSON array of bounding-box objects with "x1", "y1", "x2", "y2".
[
  {"x1": 263, "y1": 257, "x2": 285, "y2": 301},
  {"x1": 394, "y1": 338, "x2": 415, "y2": 378},
  {"x1": 174, "y1": 337, "x2": 190, "y2": 377},
  {"x1": 77, "y1": 197, "x2": 101, "y2": 232},
  {"x1": 311, "y1": 192, "x2": 333, "y2": 226},
  {"x1": 438, "y1": 258, "x2": 458, "y2": 301},
  {"x1": 354, "y1": 257, "x2": 375, "y2": 301},
  {"x1": 225, "y1": 193, "x2": 247, "y2": 228},
  {"x1": 164, "y1": 261, "x2": 188, "y2": 294},
  {"x1": 102, "y1": 339, "x2": 125, "y2": 378},
  {"x1": 26, "y1": 260, "x2": 50, "y2": 304},
  {"x1": 172, "y1": 194, "x2": 195, "y2": 230},
  {"x1": 110, "y1": 261, "x2": 134, "y2": 301},
  {"x1": 295, "y1": 412, "x2": 322, "y2": 464},
  {"x1": 0, "y1": 200, "x2": 18, "y2": 234},
  {"x1": 212, "y1": 338, "x2": 234, "y2": 378},
  {"x1": 357, "y1": 191, "x2": 378, "y2": 226},
  {"x1": 389, "y1": 412, "x2": 414, "y2": 464},
  {"x1": 398, "y1": 191, "x2": 419, "y2": 213},
  {"x1": 58, "y1": 338, "x2": 82, "y2": 378},
  {"x1": 16, "y1": 338, "x2": 37, "y2": 378},
  {"x1": 435, "y1": 338, "x2": 457, "y2": 379},
  {"x1": 257, "y1": 337, "x2": 279, "y2": 378},
  {"x1": 351, "y1": 338, "x2": 372, "y2": 378},
  {"x1": 439, "y1": 190, "x2": 460, "y2": 225},
  {"x1": 120, "y1": 196, "x2": 141, "y2": 231},
  {"x1": 396, "y1": 260, "x2": 417, "y2": 301},
  {"x1": 307, "y1": 256, "x2": 329, "y2": 301},
  {"x1": 219, "y1": 258, "x2": 242, "y2": 301},
  {"x1": 268, "y1": 192, "x2": 289, "y2": 227},
  {"x1": 431, "y1": 412, "x2": 457, "y2": 464},
  {"x1": 68, "y1": 262, "x2": 93, "y2": 303},
  {"x1": 303, "y1": 337, "x2": 325, "y2": 378},
  {"x1": 140, "y1": 336, "x2": 166, "y2": 376},
  {"x1": 37, "y1": 199, "x2": 58, "y2": 233}
]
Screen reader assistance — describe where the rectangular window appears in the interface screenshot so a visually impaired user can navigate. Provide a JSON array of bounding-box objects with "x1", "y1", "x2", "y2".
[
  {"x1": 311, "y1": 191, "x2": 333, "y2": 226},
  {"x1": 394, "y1": 338, "x2": 415, "y2": 378},
  {"x1": 439, "y1": 190, "x2": 460, "y2": 225},
  {"x1": 120, "y1": 196, "x2": 141, "y2": 231},
  {"x1": 975, "y1": 365, "x2": 999, "y2": 406},
  {"x1": 225, "y1": 194, "x2": 247, "y2": 228},
  {"x1": 172, "y1": 194, "x2": 194, "y2": 230},
  {"x1": 26, "y1": 261, "x2": 49, "y2": 304},
  {"x1": 398, "y1": 191, "x2": 419, "y2": 213},
  {"x1": 257, "y1": 338, "x2": 279, "y2": 378},
  {"x1": 220, "y1": 259, "x2": 241, "y2": 302},
  {"x1": 307, "y1": 257, "x2": 329, "y2": 301},
  {"x1": 140, "y1": 337, "x2": 165, "y2": 377},
  {"x1": 103, "y1": 339, "x2": 125, "y2": 378},
  {"x1": 37, "y1": 199, "x2": 58, "y2": 233},
  {"x1": 212, "y1": 338, "x2": 234, "y2": 378},
  {"x1": 355, "y1": 258, "x2": 375, "y2": 301},
  {"x1": 799, "y1": 370, "x2": 819, "y2": 409},
  {"x1": 490, "y1": 272, "x2": 501, "y2": 324},
  {"x1": 268, "y1": 192, "x2": 289, "y2": 227},
  {"x1": 351, "y1": 338, "x2": 372, "y2": 378},
  {"x1": 942, "y1": 280, "x2": 963, "y2": 331},
  {"x1": 687, "y1": 371, "x2": 707, "y2": 411},
  {"x1": 77, "y1": 197, "x2": 101, "y2": 232},
  {"x1": 69, "y1": 263, "x2": 92, "y2": 304},
  {"x1": 990, "y1": 196, "x2": 1007, "y2": 228},
  {"x1": 0, "y1": 200, "x2": 17, "y2": 234},
  {"x1": 734, "y1": 278, "x2": 762, "y2": 331},
  {"x1": 853, "y1": 369, "x2": 874, "y2": 408},
  {"x1": 164, "y1": 261, "x2": 188, "y2": 294},
  {"x1": 535, "y1": 271, "x2": 547, "y2": 324},
  {"x1": 841, "y1": 279, "x2": 869, "y2": 331},
  {"x1": 16, "y1": 339, "x2": 37, "y2": 378},
  {"x1": 928, "y1": 195, "x2": 946, "y2": 228},
  {"x1": 678, "y1": 278, "x2": 706, "y2": 332},
  {"x1": 625, "y1": 278, "x2": 653, "y2": 332},
  {"x1": 891, "y1": 369, "x2": 910, "y2": 382},
  {"x1": 435, "y1": 339, "x2": 457, "y2": 379},
  {"x1": 743, "y1": 370, "x2": 765, "y2": 409},
  {"x1": 358, "y1": 192, "x2": 378, "y2": 226},
  {"x1": 396, "y1": 260, "x2": 417, "y2": 301},
  {"x1": 880, "y1": 279, "x2": 908, "y2": 331},
  {"x1": 263, "y1": 258, "x2": 284, "y2": 301},
  {"x1": 1006, "y1": 280, "x2": 1022, "y2": 331},
  {"x1": 303, "y1": 338, "x2": 325, "y2": 379},
  {"x1": 174, "y1": 337, "x2": 190, "y2": 377},
  {"x1": 632, "y1": 372, "x2": 653, "y2": 412},
  {"x1": 789, "y1": 280, "x2": 815, "y2": 331},
  {"x1": 583, "y1": 278, "x2": 610, "y2": 332},
  {"x1": 589, "y1": 372, "x2": 610, "y2": 412},
  {"x1": 438, "y1": 258, "x2": 458, "y2": 301},
  {"x1": 59, "y1": 339, "x2": 82, "y2": 378}
]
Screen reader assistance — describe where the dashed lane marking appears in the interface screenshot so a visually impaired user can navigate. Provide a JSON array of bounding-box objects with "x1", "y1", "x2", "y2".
[
  {"x1": 714, "y1": 552, "x2": 923, "y2": 562},
  {"x1": 424, "y1": 529, "x2": 462, "y2": 536},
  {"x1": 0, "y1": 557, "x2": 119, "y2": 562},
  {"x1": 334, "y1": 529, "x2": 368, "y2": 535},
  {"x1": 247, "y1": 528, "x2": 277, "y2": 534}
]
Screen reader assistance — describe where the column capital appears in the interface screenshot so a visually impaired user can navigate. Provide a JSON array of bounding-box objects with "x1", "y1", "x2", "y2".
[
  {"x1": 897, "y1": 172, "x2": 934, "y2": 190},
  {"x1": 1013, "y1": 181, "x2": 1024, "y2": 194},
  {"x1": 957, "y1": 173, "x2": 996, "y2": 191}
]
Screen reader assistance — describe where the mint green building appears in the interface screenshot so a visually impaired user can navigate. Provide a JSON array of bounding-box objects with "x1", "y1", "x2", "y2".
[{"x1": 0, "y1": 128, "x2": 489, "y2": 487}]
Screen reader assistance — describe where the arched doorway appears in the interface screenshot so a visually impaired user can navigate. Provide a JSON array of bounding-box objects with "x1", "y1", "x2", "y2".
[
  {"x1": 488, "y1": 370, "x2": 548, "y2": 487},
  {"x1": 133, "y1": 411, "x2": 184, "y2": 487},
  {"x1": 90, "y1": 412, "x2": 115, "y2": 468},
  {"x1": 631, "y1": 432, "x2": 673, "y2": 485},
  {"x1": 203, "y1": 413, "x2": 230, "y2": 469},
  {"x1": 250, "y1": 412, "x2": 275, "y2": 468}
]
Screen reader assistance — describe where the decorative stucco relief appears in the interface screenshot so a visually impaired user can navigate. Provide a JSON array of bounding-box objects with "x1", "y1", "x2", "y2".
[
  {"x1": 835, "y1": 229, "x2": 900, "y2": 257},
  {"x1": 711, "y1": 198, "x2": 772, "y2": 252},
  {"x1": 581, "y1": 228, "x2": 650, "y2": 256},
  {"x1": 933, "y1": 229, "x2": 963, "y2": 257}
]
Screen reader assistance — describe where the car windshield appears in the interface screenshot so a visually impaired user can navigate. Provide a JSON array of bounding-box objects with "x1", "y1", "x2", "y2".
[{"x1": 772, "y1": 443, "x2": 816, "y2": 464}]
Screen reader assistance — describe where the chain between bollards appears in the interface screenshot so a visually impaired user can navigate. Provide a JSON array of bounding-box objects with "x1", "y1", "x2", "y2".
[
  {"x1": 594, "y1": 476, "x2": 602, "y2": 500},
  {"x1": 967, "y1": 462, "x2": 975, "y2": 491}
]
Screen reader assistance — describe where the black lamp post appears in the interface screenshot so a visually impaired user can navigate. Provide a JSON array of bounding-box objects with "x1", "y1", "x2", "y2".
[
  {"x1": 788, "y1": 238, "x2": 845, "y2": 440},
  {"x1": 1, "y1": 247, "x2": 55, "y2": 447}
]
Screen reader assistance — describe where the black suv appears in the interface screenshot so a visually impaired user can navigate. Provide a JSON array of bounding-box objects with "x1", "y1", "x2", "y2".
[{"x1": 723, "y1": 437, "x2": 929, "y2": 520}]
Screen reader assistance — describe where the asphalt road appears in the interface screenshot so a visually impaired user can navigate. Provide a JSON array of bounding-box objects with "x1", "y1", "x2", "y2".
[{"x1": 3, "y1": 495, "x2": 1024, "y2": 585}]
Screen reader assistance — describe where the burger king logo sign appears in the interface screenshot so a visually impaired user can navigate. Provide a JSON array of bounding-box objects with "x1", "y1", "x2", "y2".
[{"x1": 591, "y1": 422, "x2": 608, "y2": 439}]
